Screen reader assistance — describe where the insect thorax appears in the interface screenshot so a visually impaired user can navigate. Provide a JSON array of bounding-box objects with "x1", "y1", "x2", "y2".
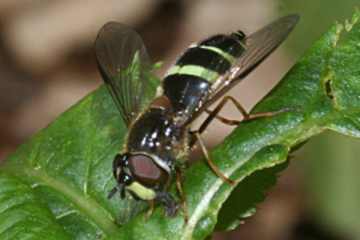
[{"x1": 126, "y1": 107, "x2": 187, "y2": 170}]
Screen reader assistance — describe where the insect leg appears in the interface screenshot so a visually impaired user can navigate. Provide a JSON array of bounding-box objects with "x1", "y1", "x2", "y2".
[
  {"x1": 107, "y1": 184, "x2": 125, "y2": 199},
  {"x1": 145, "y1": 200, "x2": 155, "y2": 220},
  {"x1": 203, "y1": 95, "x2": 291, "y2": 128},
  {"x1": 189, "y1": 95, "x2": 241, "y2": 147},
  {"x1": 242, "y1": 108, "x2": 291, "y2": 121},
  {"x1": 197, "y1": 96, "x2": 238, "y2": 135},
  {"x1": 193, "y1": 131, "x2": 235, "y2": 185},
  {"x1": 107, "y1": 186, "x2": 118, "y2": 199},
  {"x1": 175, "y1": 167, "x2": 188, "y2": 222},
  {"x1": 155, "y1": 191, "x2": 179, "y2": 217}
]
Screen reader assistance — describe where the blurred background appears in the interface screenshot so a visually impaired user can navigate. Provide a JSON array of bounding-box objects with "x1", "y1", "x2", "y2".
[{"x1": 0, "y1": 0, "x2": 359, "y2": 239}]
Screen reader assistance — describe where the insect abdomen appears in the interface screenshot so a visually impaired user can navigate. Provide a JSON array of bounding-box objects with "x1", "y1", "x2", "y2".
[
  {"x1": 166, "y1": 31, "x2": 246, "y2": 82},
  {"x1": 163, "y1": 31, "x2": 246, "y2": 114}
]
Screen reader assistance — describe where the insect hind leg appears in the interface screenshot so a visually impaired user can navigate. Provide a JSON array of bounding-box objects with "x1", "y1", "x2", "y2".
[
  {"x1": 189, "y1": 96, "x2": 292, "y2": 184},
  {"x1": 204, "y1": 95, "x2": 287, "y2": 125},
  {"x1": 189, "y1": 95, "x2": 243, "y2": 147},
  {"x1": 192, "y1": 95, "x2": 291, "y2": 146}
]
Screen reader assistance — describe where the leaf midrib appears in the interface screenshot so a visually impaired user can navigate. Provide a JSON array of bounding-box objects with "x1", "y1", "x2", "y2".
[
  {"x1": 181, "y1": 112, "x2": 334, "y2": 240},
  {"x1": 5, "y1": 165, "x2": 119, "y2": 237}
]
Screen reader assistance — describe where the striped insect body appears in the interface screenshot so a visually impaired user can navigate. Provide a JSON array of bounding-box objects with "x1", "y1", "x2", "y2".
[{"x1": 95, "y1": 15, "x2": 299, "y2": 217}]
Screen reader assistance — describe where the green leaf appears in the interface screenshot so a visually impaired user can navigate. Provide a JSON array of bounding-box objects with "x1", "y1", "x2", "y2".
[
  {"x1": 1, "y1": 11, "x2": 360, "y2": 240},
  {"x1": 215, "y1": 146, "x2": 289, "y2": 231}
]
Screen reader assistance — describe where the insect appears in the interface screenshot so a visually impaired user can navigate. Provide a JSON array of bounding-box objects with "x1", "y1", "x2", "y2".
[{"x1": 95, "y1": 14, "x2": 299, "y2": 217}]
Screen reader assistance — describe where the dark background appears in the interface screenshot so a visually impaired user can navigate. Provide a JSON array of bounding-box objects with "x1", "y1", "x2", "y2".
[{"x1": 0, "y1": 1, "x2": 359, "y2": 239}]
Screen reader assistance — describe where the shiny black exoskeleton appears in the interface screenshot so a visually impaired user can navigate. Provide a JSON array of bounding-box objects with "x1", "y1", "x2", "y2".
[{"x1": 95, "y1": 15, "x2": 299, "y2": 217}]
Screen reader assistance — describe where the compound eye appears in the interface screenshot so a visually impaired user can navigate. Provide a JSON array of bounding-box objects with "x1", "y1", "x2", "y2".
[{"x1": 128, "y1": 154, "x2": 168, "y2": 187}]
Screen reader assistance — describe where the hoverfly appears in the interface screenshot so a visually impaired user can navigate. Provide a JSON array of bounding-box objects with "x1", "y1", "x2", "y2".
[{"x1": 95, "y1": 14, "x2": 299, "y2": 217}]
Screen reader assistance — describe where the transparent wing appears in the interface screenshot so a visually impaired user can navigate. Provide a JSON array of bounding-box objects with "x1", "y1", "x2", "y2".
[
  {"x1": 95, "y1": 22, "x2": 153, "y2": 126},
  {"x1": 228, "y1": 14, "x2": 299, "y2": 86},
  {"x1": 194, "y1": 14, "x2": 299, "y2": 119}
]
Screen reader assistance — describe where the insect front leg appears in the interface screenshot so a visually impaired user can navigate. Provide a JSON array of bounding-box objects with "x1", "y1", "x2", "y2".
[
  {"x1": 155, "y1": 191, "x2": 179, "y2": 217},
  {"x1": 145, "y1": 200, "x2": 155, "y2": 220},
  {"x1": 175, "y1": 167, "x2": 188, "y2": 222}
]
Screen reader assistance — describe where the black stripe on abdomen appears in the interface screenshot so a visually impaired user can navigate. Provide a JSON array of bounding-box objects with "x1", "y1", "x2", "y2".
[
  {"x1": 176, "y1": 47, "x2": 231, "y2": 75},
  {"x1": 163, "y1": 74, "x2": 210, "y2": 113},
  {"x1": 199, "y1": 33, "x2": 246, "y2": 58}
]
